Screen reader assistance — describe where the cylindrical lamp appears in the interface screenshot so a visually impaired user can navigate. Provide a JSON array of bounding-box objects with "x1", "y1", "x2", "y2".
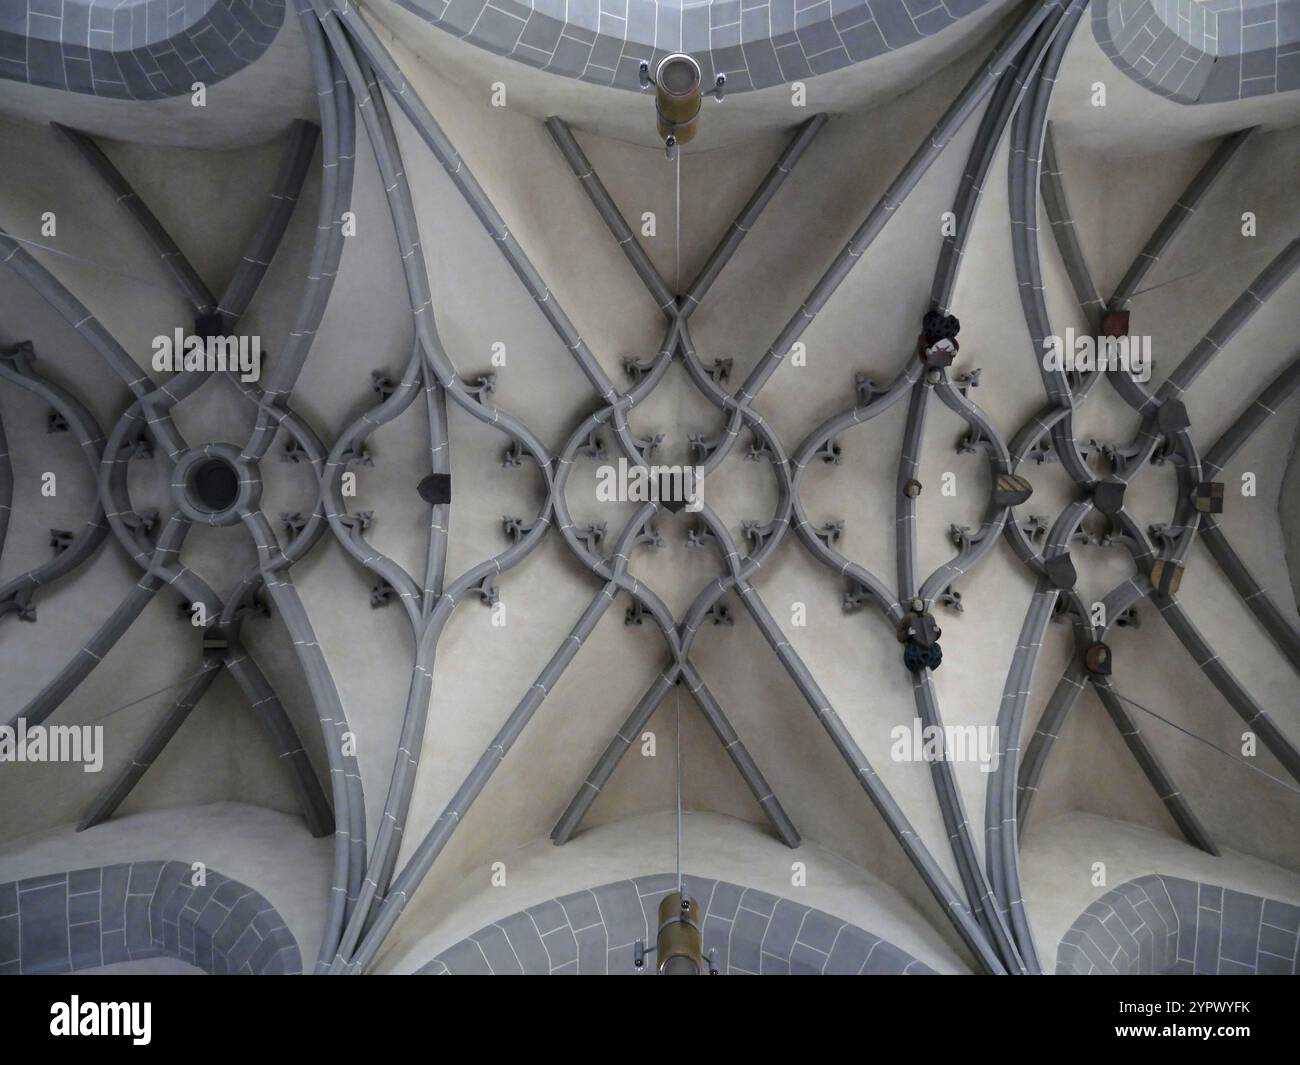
[
  {"x1": 653, "y1": 54, "x2": 703, "y2": 147},
  {"x1": 656, "y1": 892, "x2": 705, "y2": 974}
]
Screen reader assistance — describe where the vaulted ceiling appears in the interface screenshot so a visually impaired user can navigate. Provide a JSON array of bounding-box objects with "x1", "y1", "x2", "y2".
[{"x1": 1, "y1": 0, "x2": 1298, "y2": 975}]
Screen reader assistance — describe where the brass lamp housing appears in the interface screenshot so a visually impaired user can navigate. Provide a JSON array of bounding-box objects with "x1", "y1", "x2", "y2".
[
  {"x1": 656, "y1": 892, "x2": 704, "y2": 974},
  {"x1": 654, "y1": 54, "x2": 703, "y2": 146}
]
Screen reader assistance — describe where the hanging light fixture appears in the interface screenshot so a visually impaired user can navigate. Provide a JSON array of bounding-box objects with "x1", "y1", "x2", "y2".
[
  {"x1": 639, "y1": 54, "x2": 726, "y2": 160},
  {"x1": 633, "y1": 684, "x2": 719, "y2": 974}
]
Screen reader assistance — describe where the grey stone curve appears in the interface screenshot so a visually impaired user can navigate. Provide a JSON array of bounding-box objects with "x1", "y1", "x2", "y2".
[
  {"x1": 2, "y1": 0, "x2": 1296, "y2": 980},
  {"x1": 0, "y1": 0, "x2": 286, "y2": 100},
  {"x1": 1057, "y1": 874, "x2": 1300, "y2": 974},
  {"x1": 1094, "y1": 0, "x2": 1300, "y2": 104},
  {"x1": 0, "y1": 861, "x2": 301, "y2": 974},
  {"x1": 318, "y1": 0, "x2": 1065, "y2": 977},
  {"x1": 389, "y1": 0, "x2": 999, "y2": 95},
  {"x1": 415, "y1": 874, "x2": 936, "y2": 973}
]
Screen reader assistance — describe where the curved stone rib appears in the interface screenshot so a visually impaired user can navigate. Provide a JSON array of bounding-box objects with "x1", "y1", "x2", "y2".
[
  {"x1": 420, "y1": 370, "x2": 451, "y2": 609},
  {"x1": 342, "y1": 577, "x2": 619, "y2": 972},
  {"x1": 317, "y1": 0, "x2": 618, "y2": 405},
  {"x1": 932, "y1": 10, "x2": 1057, "y2": 314},
  {"x1": 313, "y1": 29, "x2": 558, "y2": 962},
  {"x1": 890, "y1": 368, "x2": 1021, "y2": 969},
  {"x1": 732, "y1": 581, "x2": 1008, "y2": 974},
  {"x1": 224, "y1": 643, "x2": 335, "y2": 838},
  {"x1": 1109, "y1": 128, "x2": 1256, "y2": 312},
  {"x1": 52, "y1": 123, "x2": 218, "y2": 315},
  {"x1": 77, "y1": 660, "x2": 223, "y2": 831},
  {"x1": 918, "y1": 375, "x2": 1016, "y2": 605},
  {"x1": 1090, "y1": 678, "x2": 1219, "y2": 856},
  {"x1": 678, "y1": 662, "x2": 802, "y2": 849},
  {"x1": 7, "y1": 516, "x2": 192, "y2": 730},
  {"x1": 245, "y1": 508, "x2": 366, "y2": 970},
  {"x1": 1110, "y1": 511, "x2": 1300, "y2": 785},
  {"x1": 245, "y1": 10, "x2": 357, "y2": 461},
  {"x1": 0, "y1": 348, "x2": 109, "y2": 622},
  {"x1": 216, "y1": 119, "x2": 320, "y2": 323},
  {"x1": 0, "y1": 226, "x2": 155, "y2": 403},
  {"x1": 1007, "y1": 0, "x2": 1092, "y2": 488},
  {"x1": 733, "y1": 0, "x2": 1061, "y2": 409},
  {"x1": 1040, "y1": 123, "x2": 1104, "y2": 332},
  {"x1": 545, "y1": 117, "x2": 675, "y2": 314},
  {"x1": 0, "y1": 409, "x2": 9, "y2": 566},
  {"x1": 1155, "y1": 593, "x2": 1300, "y2": 784},
  {"x1": 683, "y1": 114, "x2": 828, "y2": 313},
  {"x1": 1145, "y1": 238, "x2": 1300, "y2": 412},
  {"x1": 1198, "y1": 356, "x2": 1300, "y2": 670},
  {"x1": 896, "y1": 381, "x2": 929, "y2": 604},
  {"x1": 1015, "y1": 573, "x2": 1217, "y2": 855},
  {"x1": 551, "y1": 670, "x2": 676, "y2": 845}
]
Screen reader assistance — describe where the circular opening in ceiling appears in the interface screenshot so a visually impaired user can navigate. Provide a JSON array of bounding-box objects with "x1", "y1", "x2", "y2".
[
  {"x1": 187, "y1": 456, "x2": 240, "y2": 512},
  {"x1": 657, "y1": 54, "x2": 700, "y2": 97}
]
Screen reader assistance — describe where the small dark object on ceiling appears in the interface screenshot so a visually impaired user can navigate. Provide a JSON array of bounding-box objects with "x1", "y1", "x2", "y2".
[
  {"x1": 418, "y1": 473, "x2": 451, "y2": 505},
  {"x1": 1084, "y1": 642, "x2": 1112, "y2": 676},
  {"x1": 1044, "y1": 553, "x2": 1077, "y2": 591},
  {"x1": 1101, "y1": 309, "x2": 1130, "y2": 338},
  {"x1": 1092, "y1": 478, "x2": 1126, "y2": 516},
  {"x1": 1156, "y1": 399, "x2": 1190, "y2": 435}
]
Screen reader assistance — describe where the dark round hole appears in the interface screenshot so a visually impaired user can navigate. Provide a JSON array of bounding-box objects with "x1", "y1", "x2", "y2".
[
  {"x1": 188, "y1": 457, "x2": 240, "y2": 512},
  {"x1": 659, "y1": 56, "x2": 699, "y2": 96}
]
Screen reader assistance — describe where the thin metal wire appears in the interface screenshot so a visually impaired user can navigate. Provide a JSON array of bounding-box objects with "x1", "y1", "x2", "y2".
[
  {"x1": 3, "y1": 233, "x2": 187, "y2": 299},
  {"x1": 674, "y1": 148, "x2": 681, "y2": 295},
  {"x1": 1127, "y1": 240, "x2": 1290, "y2": 300},
  {"x1": 675, "y1": 680, "x2": 682, "y2": 895},
  {"x1": 75, "y1": 663, "x2": 221, "y2": 726},
  {"x1": 1104, "y1": 686, "x2": 1300, "y2": 796}
]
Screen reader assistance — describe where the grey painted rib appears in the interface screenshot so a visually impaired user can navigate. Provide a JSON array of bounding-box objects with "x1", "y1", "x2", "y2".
[
  {"x1": 932, "y1": 8, "x2": 1057, "y2": 314},
  {"x1": 0, "y1": 346, "x2": 110, "y2": 623},
  {"x1": 683, "y1": 114, "x2": 828, "y2": 312},
  {"x1": 551, "y1": 671, "x2": 676, "y2": 844},
  {"x1": 895, "y1": 372, "x2": 1021, "y2": 969},
  {"x1": 541, "y1": 115, "x2": 816, "y2": 856},
  {"x1": 41, "y1": 110, "x2": 335, "y2": 841},
  {"x1": 1155, "y1": 590, "x2": 1300, "y2": 785},
  {"x1": 1090, "y1": 677, "x2": 1219, "y2": 855},
  {"x1": 1108, "y1": 128, "x2": 1256, "y2": 312},
  {"x1": 1150, "y1": 237, "x2": 1300, "y2": 410},
  {"x1": 6, "y1": 521, "x2": 188, "y2": 730},
  {"x1": 0, "y1": 225, "x2": 155, "y2": 404},
  {"x1": 545, "y1": 117, "x2": 675, "y2": 314},
  {"x1": 1040, "y1": 123, "x2": 1104, "y2": 331},
  {"x1": 733, "y1": 0, "x2": 1062, "y2": 407},
  {"x1": 0, "y1": 406, "x2": 9, "y2": 568},
  {"x1": 312, "y1": 24, "x2": 559, "y2": 965},
  {"x1": 78, "y1": 661, "x2": 222, "y2": 831},
  {"x1": 245, "y1": 6, "x2": 356, "y2": 462},
  {"x1": 52, "y1": 122, "x2": 218, "y2": 315},
  {"x1": 1198, "y1": 355, "x2": 1300, "y2": 671},
  {"x1": 317, "y1": 0, "x2": 619, "y2": 405},
  {"x1": 215, "y1": 118, "x2": 320, "y2": 323}
]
